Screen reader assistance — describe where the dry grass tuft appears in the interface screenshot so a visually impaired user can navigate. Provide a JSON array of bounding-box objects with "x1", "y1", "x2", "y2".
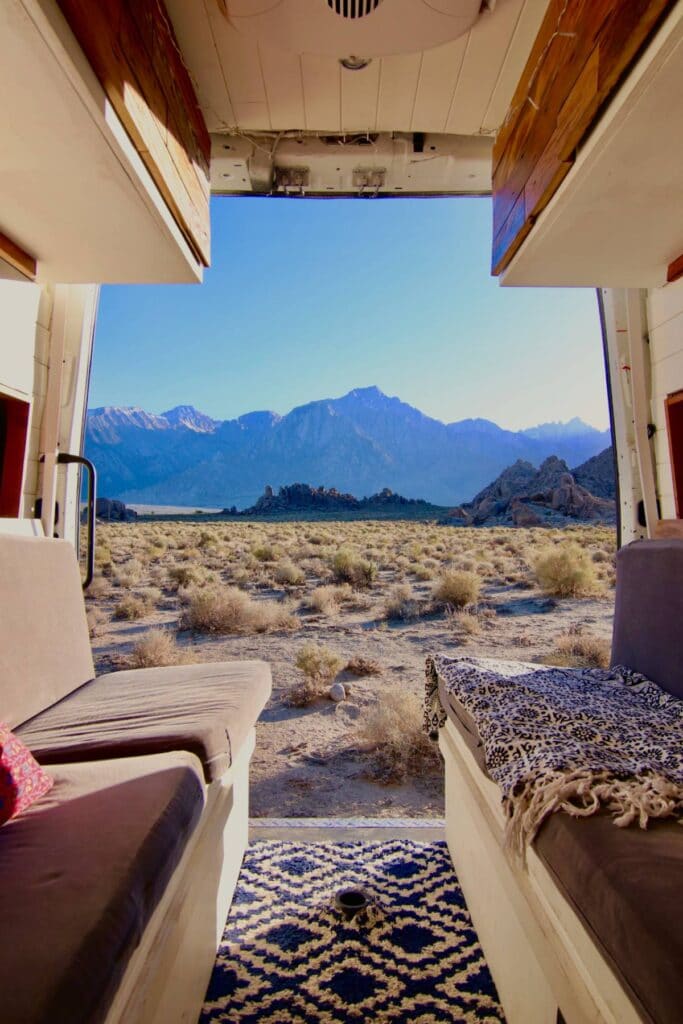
[
  {"x1": 332, "y1": 549, "x2": 377, "y2": 589},
  {"x1": 113, "y1": 595, "x2": 150, "y2": 620},
  {"x1": 273, "y1": 558, "x2": 305, "y2": 587},
  {"x1": 359, "y1": 692, "x2": 441, "y2": 783},
  {"x1": 383, "y1": 584, "x2": 418, "y2": 621},
  {"x1": 534, "y1": 543, "x2": 598, "y2": 597},
  {"x1": 287, "y1": 643, "x2": 343, "y2": 706},
  {"x1": 303, "y1": 584, "x2": 351, "y2": 615},
  {"x1": 432, "y1": 569, "x2": 480, "y2": 609},
  {"x1": 345, "y1": 655, "x2": 382, "y2": 677},
  {"x1": 446, "y1": 608, "x2": 482, "y2": 638},
  {"x1": 542, "y1": 631, "x2": 611, "y2": 668},
  {"x1": 180, "y1": 586, "x2": 298, "y2": 634},
  {"x1": 128, "y1": 629, "x2": 195, "y2": 668}
]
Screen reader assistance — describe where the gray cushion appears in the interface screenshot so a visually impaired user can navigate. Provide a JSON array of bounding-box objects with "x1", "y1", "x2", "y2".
[
  {"x1": 536, "y1": 811, "x2": 683, "y2": 1024},
  {"x1": 0, "y1": 535, "x2": 94, "y2": 727},
  {"x1": 17, "y1": 660, "x2": 272, "y2": 781},
  {"x1": 0, "y1": 752, "x2": 205, "y2": 1024},
  {"x1": 611, "y1": 538, "x2": 683, "y2": 698}
]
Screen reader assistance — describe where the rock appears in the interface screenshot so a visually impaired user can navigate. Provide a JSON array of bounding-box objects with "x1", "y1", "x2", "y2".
[
  {"x1": 572, "y1": 447, "x2": 616, "y2": 499},
  {"x1": 510, "y1": 498, "x2": 542, "y2": 527},
  {"x1": 92, "y1": 497, "x2": 137, "y2": 522},
  {"x1": 329, "y1": 682, "x2": 346, "y2": 702}
]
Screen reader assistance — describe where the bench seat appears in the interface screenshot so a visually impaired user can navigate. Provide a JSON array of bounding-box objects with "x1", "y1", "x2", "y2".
[
  {"x1": 17, "y1": 660, "x2": 272, "y2": 782},
  {"x1": 0, "y1": 751, "x2": 205, "y2": 1024}
]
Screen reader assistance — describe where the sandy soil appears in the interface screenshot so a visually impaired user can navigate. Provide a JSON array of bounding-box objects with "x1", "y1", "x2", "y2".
[{"x1": 88, "y1": 522, "x2": 615, "y2": 820}]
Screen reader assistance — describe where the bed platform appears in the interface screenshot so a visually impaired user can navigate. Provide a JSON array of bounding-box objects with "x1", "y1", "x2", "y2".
[{"x1": 436, "y1": 539, "x2": 683, "y2": 1024}]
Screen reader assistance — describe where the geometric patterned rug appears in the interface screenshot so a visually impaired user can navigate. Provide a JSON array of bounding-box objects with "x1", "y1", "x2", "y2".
[{"x1": 201, "y1": 840, "x2": 505, "y2": 1023}]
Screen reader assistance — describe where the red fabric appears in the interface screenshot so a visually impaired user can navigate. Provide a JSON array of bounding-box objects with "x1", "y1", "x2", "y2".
[{"x1": 0, "y1": 721, "x2": 54, "y2": 826}]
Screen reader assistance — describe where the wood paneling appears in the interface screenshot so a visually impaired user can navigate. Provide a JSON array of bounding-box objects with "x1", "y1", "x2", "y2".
[
  {"x1": 667, "y1": 253, "x2": 683, "y2": 284},
  {"x1": 492, "y1": 0, "x2": 674, "y2": 275},
  {"x1": 0, "y1": 231, "x2": 36, "y2": 280},
  {"x1": 57, "y1": 0, "x2": 211, "y2": 265}
]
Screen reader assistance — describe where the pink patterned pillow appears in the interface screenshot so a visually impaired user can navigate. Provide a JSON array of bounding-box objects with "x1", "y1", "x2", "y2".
[{"x1": 0, "y1": 721, "x2": 54, "y2": 826}]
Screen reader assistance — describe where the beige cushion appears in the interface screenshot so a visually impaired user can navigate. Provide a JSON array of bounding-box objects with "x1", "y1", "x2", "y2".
[
  {"x1": 17, "y1": 660, "x2": 272, "y2": 781},
  {"x1": 0, "y1": 535, "x2": 94, "y2": 728}
]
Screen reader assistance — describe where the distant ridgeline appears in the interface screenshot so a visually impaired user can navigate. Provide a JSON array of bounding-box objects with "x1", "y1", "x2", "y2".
[{"x1": 85, "y1": 387, "x2": 612, "y2": 509}]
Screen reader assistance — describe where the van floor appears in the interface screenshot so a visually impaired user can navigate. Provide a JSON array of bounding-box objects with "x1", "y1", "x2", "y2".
[{"x1": 202, "y1": 822, "x2": 504, "y2": 1023}]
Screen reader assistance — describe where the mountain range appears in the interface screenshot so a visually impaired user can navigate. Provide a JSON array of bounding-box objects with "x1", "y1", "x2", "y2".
[{"x1": 85, "y1": 386, "x2": 611, "y2": 508}]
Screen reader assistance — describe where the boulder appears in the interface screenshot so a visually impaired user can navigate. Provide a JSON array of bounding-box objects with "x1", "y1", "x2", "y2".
[
  {"x1": 329, "y1": 682, "x2": 346, "y2": 702},
  {"x1": 510, "y1": 499, "x2": 543, "y2": 527}
]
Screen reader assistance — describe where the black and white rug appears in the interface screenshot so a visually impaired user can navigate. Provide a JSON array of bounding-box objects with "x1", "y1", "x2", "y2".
[{"x1": 201, "y1": 840, "x2": 505, "y2": 1023}]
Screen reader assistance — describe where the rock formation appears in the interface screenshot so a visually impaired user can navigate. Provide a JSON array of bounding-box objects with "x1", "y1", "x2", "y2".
[{"x1": 442, "y1": 451, "x2": 616, "y2": 528}]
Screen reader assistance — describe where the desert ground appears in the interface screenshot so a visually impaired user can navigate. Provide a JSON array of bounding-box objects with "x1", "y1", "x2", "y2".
[{"x1": 86, "y1": 520, "x2": 616, "y2": 819}]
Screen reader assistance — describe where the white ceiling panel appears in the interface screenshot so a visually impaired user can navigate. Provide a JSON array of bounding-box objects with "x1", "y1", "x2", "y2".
[
  {"x1": 301, "y1": 54, "x2": 341, "y2": 132},
  {"x1": 341, "y1": 58, "x2": 381, "y2": 132},
  {"x1": 481, "y1": 0, "x2": 548, "y2": 133},
  {"x1": 375, "y1": 54, "x2": 422, "y2": 132},
  {"x1": 259, "y1": 43, "x2": 305, "y2": 130},
  {"x1": 446, "y1": 0, "x2": 525, "y2": 135},
  {"x1": 171, "y1": 0, "x2": 236, "y2": 131},
  {"x1": 166, "y1": 0, "x2": 551, "y2": 138},
  {"x1": 411, "y1": 37, "x2": 468, "y2": 132}
]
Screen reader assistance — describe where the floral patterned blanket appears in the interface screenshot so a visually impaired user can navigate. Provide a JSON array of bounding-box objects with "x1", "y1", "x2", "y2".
[{"x1": 425, "y1": 654, "x2": 683, "y2": 855}]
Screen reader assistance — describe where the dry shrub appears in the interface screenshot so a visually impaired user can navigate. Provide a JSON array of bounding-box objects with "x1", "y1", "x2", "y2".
[
  {"x1": 332, "y1": 549, "x2": 377, "y2": 589},
  {"x1": 287, "y1": 643, "x2": 343, "y2": 706},
  {"x1": 113, "y1": 595, "x2": 149, "y2": 620},
  {"x1": 544, "y1": 632, "x2": 610, "y2": 668},
  {"x1": 433, "y1": 569, "x2": 480, "y2": 609},
  {"x1": 303, "y1": 584, "x2": 350, "y2": 615},
  {"x1": 128, "y1": 629, "x2": 194, "y2": 668},
  {"x1": 86, "y1": 575, "x2": 110, "y2": 599},
  {"x1": 534, "y1": 543, "x2": 598, "y2": 597},
  {"x1": 273, "y1": 558, "x2": 305, "y2": 587},
  {"x1": 87, "y1": 606, "x2": 106, "y2": 637},
  {"x1": 345, "y1": 655, "x2": 382, "y2": 677},
  {"x1": 359, "y1": 692, "x2": 441, "y2": 783},
  {"x1": 180, "y1": 586, "x2": 298, "y2": 634},
  {"x1": 252, "y1": 543, "x2": 278, "y2": 563},
  {"x1": 384, "y1": 584, "x2": 418, "y2": 621},
  {"x1": 447, "y1": 608, "x2": 481, "y2": 637}
]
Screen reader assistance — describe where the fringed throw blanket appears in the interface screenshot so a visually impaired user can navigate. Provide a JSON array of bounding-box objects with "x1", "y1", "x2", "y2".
[{"x1": 425, "y1": 654, "x2": 683, "y2": 856}]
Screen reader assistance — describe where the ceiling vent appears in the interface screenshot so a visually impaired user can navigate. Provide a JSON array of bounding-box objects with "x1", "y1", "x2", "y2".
[
  {"x1": 226, "y1": 0, "x2": 485, "y2": 57},
  {"x1": 326, "y1": 0, "x2": 383, "y2": 17}
]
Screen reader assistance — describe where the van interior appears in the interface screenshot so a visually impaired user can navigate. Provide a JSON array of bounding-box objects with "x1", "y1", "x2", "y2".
[{"x1": 1, "y1": 2, "x2": 682, "y2": 1023}]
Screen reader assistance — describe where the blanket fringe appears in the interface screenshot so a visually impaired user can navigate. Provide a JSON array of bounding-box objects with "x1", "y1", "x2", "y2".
[{"x1": 505, "y1": 768, "x2": 683, "y2": 860}]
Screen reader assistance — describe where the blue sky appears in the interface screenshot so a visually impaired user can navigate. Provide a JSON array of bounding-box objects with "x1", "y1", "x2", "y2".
[{"x1": 90, "y1": 196, "x2": 609, "y2": 431}]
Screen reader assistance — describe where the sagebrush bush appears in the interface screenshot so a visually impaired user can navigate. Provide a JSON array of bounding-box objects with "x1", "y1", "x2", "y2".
[
  {"x1": 545, "y1": 632, "x2": 610, "y2": 668},
  {"x1": 303, "y1": 584, "x2": 351, "y2": 615},
  {"x1": 384, "y1": 584, "x2": 417, "y2": 621},
  {"x1": 273, "y1": 558, "x2": 305, "y2": 587},
  {"x1": 252, "y1": 543, "x2": 278, "y2": 563},
  {"x1": 359, "y1": 692, "x2": 441, "y2": 783},
  {"x1": 446, "y1": 608, "x2": 481, "y2": 637},
  {"x1": 180, "y1": 586, "x2": 298, "y2": 634},
  {"x1": 113, "y1": 595, "x2": 149, "y2": 620},
  {"x1": 128, "y1": 630, "x2": 194, "y2": 668},
  {"x1": 287, "y1": 643, "x2": 343, "y2": 706},
  {"x1": 345, "y1": 655, "x2": 382, "y2": 676},
  {"x1": 332, "y1": 549, "x2": 377, "y2": 589},
  {"x1": 432, "y1": 569, "x2": 480, "y2": 609},
  {"x1": 534, "y1": 543, "x2": 598, "y2": 597}
]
